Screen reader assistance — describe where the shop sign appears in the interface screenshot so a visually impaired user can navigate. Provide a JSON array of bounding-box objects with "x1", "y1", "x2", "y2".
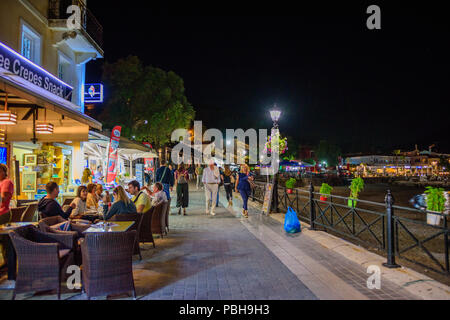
[
  {"x1": 84, "y1": 83, "x2": 104, "y2": 103},
  {"x1": 0, "y1": 41, "x2": 73, "y2": 100}
]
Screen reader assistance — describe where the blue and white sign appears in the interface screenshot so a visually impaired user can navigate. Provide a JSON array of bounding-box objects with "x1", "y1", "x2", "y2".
[
  {"x1": 0, "y1": 41, "x2": 73, "y2": 101},
  {"x1": 84, "y1": 83, "x2": 104, "y2": 103},
  {"x1": 135, "y1": 163, "x2": 144, "y2": 188}
]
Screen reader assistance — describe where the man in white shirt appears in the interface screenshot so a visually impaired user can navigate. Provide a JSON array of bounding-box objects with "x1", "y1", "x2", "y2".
[
  {"x1": 142, "y1": 182, "x2": 167, "y2": 207},
  {"x1": 202, "y1": 159, "x2": 221, "y2": 215}
]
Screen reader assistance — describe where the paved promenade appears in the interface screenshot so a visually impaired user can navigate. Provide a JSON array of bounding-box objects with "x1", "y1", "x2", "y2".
[{"x1": 2, "y1": 183, "x2": 446, "y2": 300}]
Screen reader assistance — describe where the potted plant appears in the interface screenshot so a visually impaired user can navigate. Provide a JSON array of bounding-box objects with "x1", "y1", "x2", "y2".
[
  {"x1": 319, "y1": 183, "x2": 333, "y2": 202},
  {"x1": 348, "y1": 177, "x2": 364, "y2": 208},
  {"x1": 424, "y1": 186, "x2": 446, "y2": 226},
  {"x1": 285, "y1": 178, "x2": 297, "y2": 194}
]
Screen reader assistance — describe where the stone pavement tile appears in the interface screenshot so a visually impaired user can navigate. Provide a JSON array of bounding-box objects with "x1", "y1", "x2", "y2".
[{"x1": 240, "y1": 207, "x2": 423, "y2": 300}]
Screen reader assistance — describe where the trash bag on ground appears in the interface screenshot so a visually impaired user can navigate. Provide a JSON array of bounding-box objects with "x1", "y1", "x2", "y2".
[{"x1": 284, "y1": 207, "x2": 301, "y2": 234}]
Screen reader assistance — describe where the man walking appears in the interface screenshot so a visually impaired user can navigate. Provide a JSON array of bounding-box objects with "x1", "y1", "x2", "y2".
[
  {"x1": 202, "y1": 160, "x2": 221, "y2": 215},
  {"x1": 187, "y1": 164, "x2": 195, "y2": 181},
  {"x1": 196, "y1": 165, "x2": 204, "y2": 190},
  {"x1": 155, "y1": 161, "x2": 174, "y2": 200}
]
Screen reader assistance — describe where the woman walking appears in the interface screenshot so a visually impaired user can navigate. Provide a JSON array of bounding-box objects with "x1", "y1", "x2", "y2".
[
  {"x1": 235, "y1": 164, "x2": 253, "y2": 218},
  {"x1": 222, "y1": 165, "x2": 234, "y2": 207},
  {"x1": 175, "y1": 164, "x2": 189, "y2": 216}
]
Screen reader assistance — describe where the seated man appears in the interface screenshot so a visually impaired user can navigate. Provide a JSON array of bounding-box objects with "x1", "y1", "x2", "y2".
[
  {"x1": 142, "y1": 182, "x2": 167, "y2": 207},
  {"x1": 38, "y1": 182, "x2": 76, "y2": 219},
  {"x1": 128, "y1": 180, "x2": 151, "y2": 214}
]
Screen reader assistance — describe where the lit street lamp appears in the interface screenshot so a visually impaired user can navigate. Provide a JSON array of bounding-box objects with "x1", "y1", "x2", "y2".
[
  {"x1": 269, "y1": 104, "x2": 282, "y2": 213},
  {"x1": 270, "y1": 104, "x2": 281, "y2": 129}
]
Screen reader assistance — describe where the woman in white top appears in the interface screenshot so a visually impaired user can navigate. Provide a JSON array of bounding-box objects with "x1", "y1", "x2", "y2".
[{"x1": 70, "y1": 185, "x2": 88, "y2": 218}]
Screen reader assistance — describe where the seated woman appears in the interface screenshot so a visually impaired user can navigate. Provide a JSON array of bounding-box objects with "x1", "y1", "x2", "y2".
[
  {"x1": 96, "y1": 184, "x2": 104, "y2": 202},
  {"x1": 69, "y1": 186, "x2": 88, "y2": 219},
  {"x1": 86, "y1": 183, "x2": 98, "y2": 210},
  {"x1": 38, "y1": 182, "x2": 76, "y2": 219},
  {"x1": 104, "y1": 186, "x2": 137, "y2": 220}
]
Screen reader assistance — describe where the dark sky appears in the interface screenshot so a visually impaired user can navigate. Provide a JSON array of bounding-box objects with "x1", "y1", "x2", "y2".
[{"x1": 86, "y1": 1, "x2": 450, "y2": 154}]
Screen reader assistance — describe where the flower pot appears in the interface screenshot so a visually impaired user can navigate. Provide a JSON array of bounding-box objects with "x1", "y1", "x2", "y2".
[
  {"x1": 427, "y1": 211, "x2": 442, "y2": 226},
  {"x1": 287, "y1": 189, "x2": 293, "y2": 194},
  {"x1": 347, "y1": 198, "x2": 357, "y2": 208},
  {"x1": 320, "y1": 196, "x2": 328, "y2": 202}
]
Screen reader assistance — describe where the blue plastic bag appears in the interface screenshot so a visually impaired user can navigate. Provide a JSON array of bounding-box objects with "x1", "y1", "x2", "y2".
[{"x1": 284, "y1": 207, "x2": 301, "y2": 234}]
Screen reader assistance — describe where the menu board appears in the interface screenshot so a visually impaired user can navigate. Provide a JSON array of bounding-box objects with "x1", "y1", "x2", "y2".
[{"x1": 262, "y1": 183, "x2": 274, "y2": 215}]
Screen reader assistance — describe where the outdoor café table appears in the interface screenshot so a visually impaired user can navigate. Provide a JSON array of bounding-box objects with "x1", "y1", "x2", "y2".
[
  {"x1": 83, "y1": 221, "x2": 135, "y2": 233},
  {"x1": 0, "y1": 222, "x2": 39, "y2": 280}
]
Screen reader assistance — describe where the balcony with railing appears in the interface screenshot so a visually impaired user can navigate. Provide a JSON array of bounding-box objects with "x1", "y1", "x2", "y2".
[{"x1": 48, "y1": 0, "x2": 103, "y2": 55}]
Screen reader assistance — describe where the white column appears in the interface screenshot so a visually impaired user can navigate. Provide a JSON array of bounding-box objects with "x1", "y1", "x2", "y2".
[{"x1": 72, "y1": 141, "x2": 84, "y2": 183}]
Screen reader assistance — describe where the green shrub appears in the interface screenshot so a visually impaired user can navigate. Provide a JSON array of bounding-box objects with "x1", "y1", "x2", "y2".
[
  {"x1": 349, "y1": 177, "x2": 364, "y2": 199},
  {"x1": 285, "y1": 178, "x2": 297, "y2": 189},
  {"x1": 425, "y1": 186, "x2": 446, "y2": 212},
  {"x1": 320, "y1": 183, "x2": 333, "y2": 196}
]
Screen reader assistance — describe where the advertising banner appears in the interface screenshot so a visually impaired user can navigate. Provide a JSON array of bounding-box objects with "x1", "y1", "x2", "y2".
[{"x1": 106, "y1": 126, "x2": 122, "y2": 184}]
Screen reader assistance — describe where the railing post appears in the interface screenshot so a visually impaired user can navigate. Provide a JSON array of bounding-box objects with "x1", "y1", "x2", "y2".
[
  {"x1": 383, "y1": 189, "x2": 401, "y2": 269},
  {"x1": 444, "y1": 215, "x2": 449, "y2": 274},
  {"x1": 309, "y1": 182, "x2": 316, "y2": 230},
  {"x1": 271, "y1": 173, "x2": 279, "y2": 213}
]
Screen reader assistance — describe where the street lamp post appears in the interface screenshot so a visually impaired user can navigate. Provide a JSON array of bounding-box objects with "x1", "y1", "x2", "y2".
[{"x1": 270, "y1": 105, "x2": 281, "y2": 213}]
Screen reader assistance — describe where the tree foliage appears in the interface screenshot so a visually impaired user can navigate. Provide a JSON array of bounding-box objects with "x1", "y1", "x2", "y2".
[
  {"x1": 315, "y1": 140, "x2": 341, "y2": 167},
  {"x1": 99, "y1": 56, "x2": 195, "y2": 146}
]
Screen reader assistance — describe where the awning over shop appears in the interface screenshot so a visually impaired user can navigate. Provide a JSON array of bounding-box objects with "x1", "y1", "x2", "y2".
[
  {"x1": 0, "y1": 68, "x2": 102, "y2": 130},
  {"x1": 89, "y1": 130, "x2": 154, "y2": 153},
  {"x1": 118, "y1": 149, "x2": 158, "y2": 162}
]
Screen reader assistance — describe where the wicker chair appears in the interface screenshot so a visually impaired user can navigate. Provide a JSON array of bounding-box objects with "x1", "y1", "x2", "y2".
[
  {"x1": 21, "y1": 203, "x2": 38, "y2": 222},
  {"x1": 139, "y1": 207, "x2": 155, "y2": 248},
  {"x1": 111, "y1": 213, "x2": 142, "y2": 260},
  {"x1": 62, "y1": 198, "x2": 75, "y2": 207},
  {"x1": 151, "y1": 201, "x2": 168, "y2": 238},
  {"x1": 0, "y1": 211, "x2": 11, "y2": 225},
  {"x1": 80, "y1": 231, "x2": 137, "y2": 299},
  {"x1": 10, "y1": 207, "x2": 27, "y2": 223},
  {"x1": 164, "y1": 198, "x2": 171, "y2": 234},
  {"x1": 9, "y1": 225, "x2": 75, "y2": 300},
  {"x1": 38, "y1": 216, "x2": 91, "y2": 237},
  {"x1": 39, "y1": 216, "x2": 90, "y2": 265}
]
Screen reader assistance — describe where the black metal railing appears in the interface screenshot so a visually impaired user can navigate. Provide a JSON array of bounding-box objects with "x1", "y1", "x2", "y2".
[
  {"x1": 48, "y1": 0, "x2": 103, "y2": 48},
  {"x1": 254, "y1": 181, "x2": 449, "y2": 277}
]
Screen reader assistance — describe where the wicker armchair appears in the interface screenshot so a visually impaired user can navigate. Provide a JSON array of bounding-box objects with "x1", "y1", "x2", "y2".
[
  {"x1": 111, "y1": 213, "x2": 142, "y2": 260},
  {"x1": 39, "y1": 216, "x2": 91, "y2": 237},
  {"x1": 164, "y1": 199, "x2": 171, "y2": 234},
  {"x1": 0, "y1": 211, "x2": 11, "y2": 225},
  {"x1": 39, "y1": 216, "x2": 90, "y2": 265},
  {"x1": 21, "y1": 203, "x2": 38, "y2": 222},
  {"x1": 80, "y1": 231, "x2": 137, "y2": 299},
  {"x1": 9, "y1": 225, "x2": 75, "y2": 300},
  {"x1": 151, "y1": 201, "x2": 168, "y2": 238},
  {"x1": 10, "y1": 207, "x2": 27, "y2": 223},
  {"x1": 139, "y1": 207, "x2": 155, "y2": 248}
]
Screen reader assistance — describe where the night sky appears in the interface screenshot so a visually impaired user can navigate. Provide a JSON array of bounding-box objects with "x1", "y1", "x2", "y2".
[{"x1": 86, "y1": 1, "x2": 450, "y2": 154}]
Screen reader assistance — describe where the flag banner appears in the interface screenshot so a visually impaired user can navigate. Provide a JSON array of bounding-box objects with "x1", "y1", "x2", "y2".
[{"x1": 106, "y1": 126, "x2": 122, "y2": 184}]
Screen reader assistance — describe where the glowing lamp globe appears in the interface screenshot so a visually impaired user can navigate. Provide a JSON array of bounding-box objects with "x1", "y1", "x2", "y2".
[{"x1": 270, "y1": 109, "x2": 281, "y2": 123}]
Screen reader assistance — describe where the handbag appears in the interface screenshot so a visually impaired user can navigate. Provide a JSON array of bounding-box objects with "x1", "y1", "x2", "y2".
[{"x1": 177, "y1": 171, "x2": 188, "y2": 184}]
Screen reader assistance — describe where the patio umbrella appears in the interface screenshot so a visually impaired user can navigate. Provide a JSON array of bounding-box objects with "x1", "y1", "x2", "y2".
[{"x1": 118, "y1": 149, "x2": 158, "y2": 175}]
